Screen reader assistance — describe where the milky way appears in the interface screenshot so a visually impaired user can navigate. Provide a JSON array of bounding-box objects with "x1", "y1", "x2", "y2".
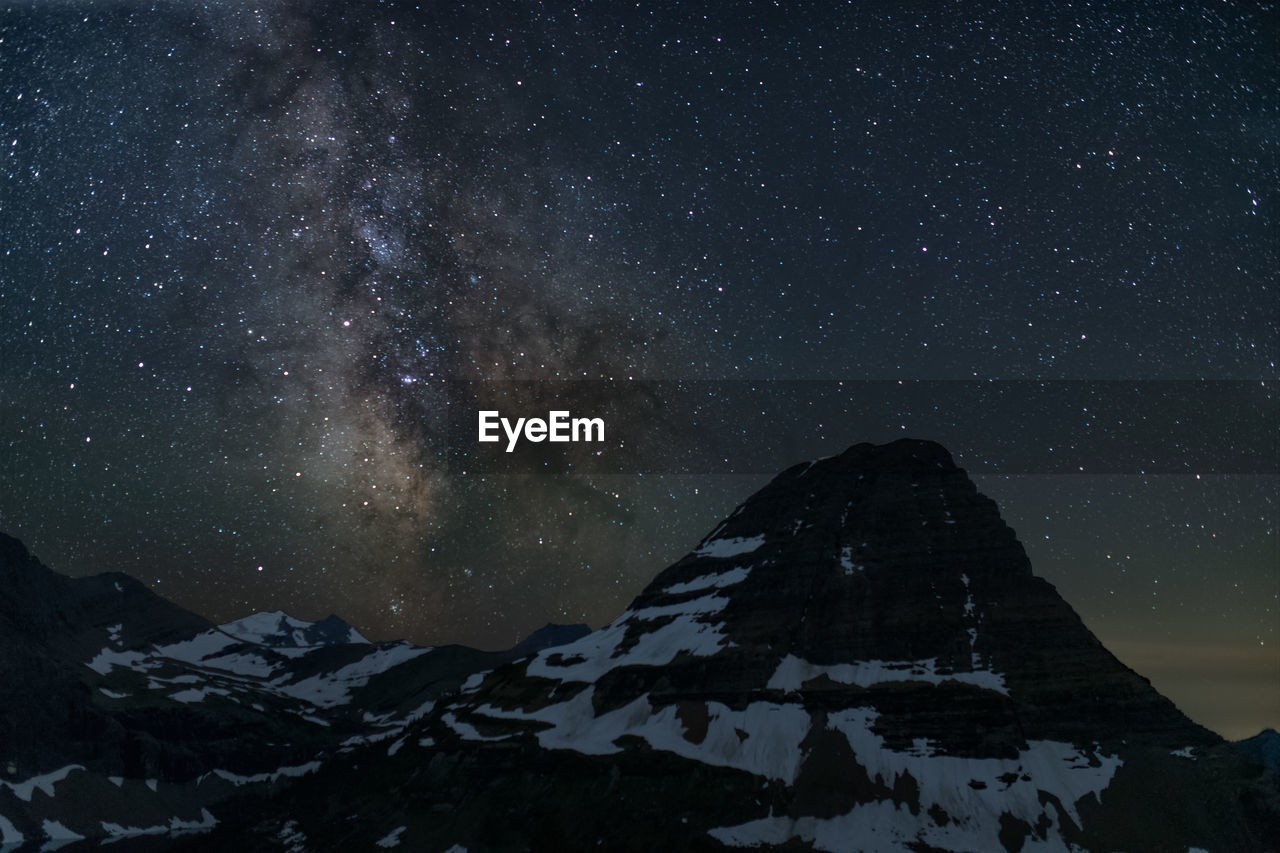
[{"x1": 1, "y1": 1, "x2": 1275, "y2": 737}]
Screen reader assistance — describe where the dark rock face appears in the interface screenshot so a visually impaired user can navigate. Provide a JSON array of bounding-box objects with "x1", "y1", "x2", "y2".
[
  {"x1": 299, "y1": 613, "x2": 359, "y2": 646},
  {"x1": 0, "y1": 532, "x2": 212, "y2": 651},
  {"x1": 511, "y1": 623, "x2": 593, "y2": 657},
  {"x1": 1240, "y1": 729, "x2": 1280, "y2": 776},
  {"x1": 605, "y1": 439, "x2": 1216, "y2": 753},
  {"x1": 0, "y1": 533, "x2": 216, "y2": 775}
]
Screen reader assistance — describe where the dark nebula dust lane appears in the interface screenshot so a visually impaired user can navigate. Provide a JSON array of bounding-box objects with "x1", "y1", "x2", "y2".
[{"x1": 0, "y1": 1, "x2": 1274, "y2": 737}]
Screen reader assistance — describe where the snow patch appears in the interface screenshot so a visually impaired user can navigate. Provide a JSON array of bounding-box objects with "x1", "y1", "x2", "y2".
[
  {"x1": 375, "y1": 825, "x2": 407, "y2": 848},
  {"x1": 271, "y1": 643, "x2": 429, "y2": 707},
  {"x1": 211, "y1": 761, "x2": 320, "y2": 787},
  {"x1": 170, "y1": 686, "x2": 232, "y2": 703},
  {"x1": 663, "y1": 565, "x2": 752, "y2": 595},
  {"x1": 957, "y1": 574, "x2": 988, "y2": 668},
  {"x1": 442, "y1": 711, "x2": 512, "y2": 742},
  {"x1": 695, "y1": 534, "x2": 765, "y2": 558},
  {"x1": 339, "y1": 701, "x2": 435, "y2": 754},
  {"x1": 220, "y1": 611, "x2": 312, "y2": 643},
  {"x1": 907, "y1": 737, "x2": 936, "y2": 758},
  {"x1": 960, "y1": 573, "x2": 976, "y2": 616},
  {"x1": 629, "y1": 592, "x2": 731, "y2": 622},
  {"x1": 527, "y1": 593, "x2": 732, "y2": 684},
  {"x1": 460, "y1": 670, "x2": 490, "y2": 692},
  {"x1": 100, "y1": 808, "x2": 217, "y2": 840},
  {"x1": 0, "y1": 765, "x2": 83, "y2": 802},
  {"x1": 152, "y1": 631, "x2": 262, "y2": 673},
  {"x1": 1171, "y1": 746, "x2": 1196, "y2": 760},
  {"x1": 277, "y1": 820, "x2": 307, "y2": 853},
  {"x1": 0, "y1": 812, "x2": 21, "y2": 846},
  {"x1": 340, "y1": 729, "x2": 400, "y2": 750},
  {"x1": 473, "y1": 690, "x2": 812, "y2": 783},
  {"x1": 767, "y1": 654, "x2": 1008, "y2": 695},
  {"x1": 828, "y1": 706, "x2": 1120, "y2": 834},
  {"x1": 86, "y1": 648, "x2": 158, "y2": 676},
  {"x1": 153, "y1": 613, "x2": 376, "y2": 681},
  {"x1": 41, "y1": 818, "x2": 84, "y2": 846}
]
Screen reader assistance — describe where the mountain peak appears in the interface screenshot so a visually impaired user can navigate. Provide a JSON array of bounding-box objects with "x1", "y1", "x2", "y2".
[
  {"x1": 770, "y1": 438, "x2": 959, "y2": 488},
  {"x1": 830, "y1": 436, "x2": 958, "y2": 470},
  {"x1": 218, "y1": 610, "x2": 368, "y2": 648},
  {"x1": 345, "y1": 440, "x2": 1251, "y2": 851},
  {"x1": 0, "y1": 530, "x2": 33, "y2": 562},
  {"x1": 498, "y1": 439, "x2": 1216, "y2": 754},
  {"x1": 0, "y1": 531, "x2": 55, "y2": 588},
  {"x1": 674, "y1": 438, "x2": 1028, "y2": 592}
]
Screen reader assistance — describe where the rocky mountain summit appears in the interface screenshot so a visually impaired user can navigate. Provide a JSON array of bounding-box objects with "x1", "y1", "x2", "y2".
[{"x1": 2, "y1": 440, "x2": 1276, "y2": 851}]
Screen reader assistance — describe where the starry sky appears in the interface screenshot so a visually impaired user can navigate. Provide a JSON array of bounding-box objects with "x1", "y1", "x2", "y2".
[{"x1": 0, "y1": 1, "x2": 1275, "y2": 739}]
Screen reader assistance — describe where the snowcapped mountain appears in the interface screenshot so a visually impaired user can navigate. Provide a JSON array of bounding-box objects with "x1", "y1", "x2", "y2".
[
  {"x1": 2, "y1": 440, "x2": 1276, "y2": 851},
  {"x1": 85, "y1": 606, "x2": 428, "y2": 708},
  {"x1": 182, "y1": 439, "x2": 1276, "y2": 852},
  {"x1": 218, "y1": 611, "x2": 369, "y2": 648},
  {"x1": 0, "y1": 532, "x2": 585, "y2": 850}
]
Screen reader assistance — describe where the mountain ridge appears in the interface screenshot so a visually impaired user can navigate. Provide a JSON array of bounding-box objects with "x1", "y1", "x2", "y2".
[
  {"x1": 1, "y1": 439, "x2": 1275, "y2": 851},
  {"x1": 0, "y1": 534, "x2": 591, "y2": 850},
  {"x1": 180, "y1": 439, "x2": 1275, "y2": 852}
]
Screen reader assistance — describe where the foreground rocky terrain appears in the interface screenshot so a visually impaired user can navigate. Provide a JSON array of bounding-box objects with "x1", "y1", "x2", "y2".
[{"x1": 2, "y1": 439, "x2": 1276, "y2": 851}]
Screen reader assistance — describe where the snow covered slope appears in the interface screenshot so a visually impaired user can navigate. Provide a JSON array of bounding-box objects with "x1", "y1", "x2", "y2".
[{"x1": 86, "y1": 609, "x2": 427, "y2": 706}]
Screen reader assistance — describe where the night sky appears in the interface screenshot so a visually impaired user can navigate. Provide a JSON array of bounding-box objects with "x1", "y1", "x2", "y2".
[{"x1": 1, "y1": 1, "x2": 1274, "y2": 739}]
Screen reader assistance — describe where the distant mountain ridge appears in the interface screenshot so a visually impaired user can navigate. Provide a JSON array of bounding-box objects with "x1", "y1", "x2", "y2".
[
  {"x1": 218, "y1": 611, "x2": 369, "y2": 648},
  {"x1": 0, "y1": 532, "x2": 588, "y2": 850}
]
